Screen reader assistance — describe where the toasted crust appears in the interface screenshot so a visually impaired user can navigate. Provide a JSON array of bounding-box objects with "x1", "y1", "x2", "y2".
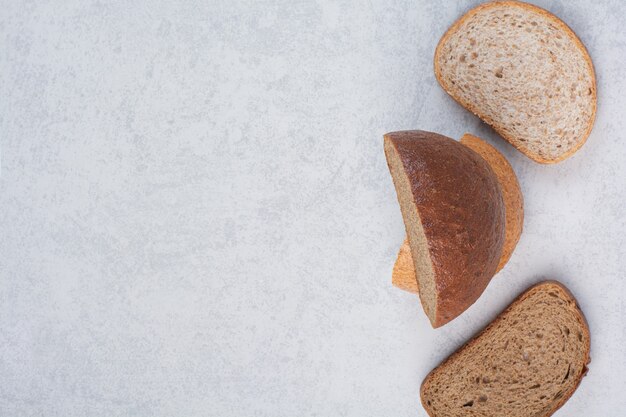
[
  {"x1": 434, "y1": 1, "x2": 597, "y2": 164},
  {"x1": 384, "y1": 131, "x2": 505, "y2": 327},
  {"x1": 460, "y1": 134, "x2": 523, "y2": 270},
  {"x1": 392, "y1": 134, "x2": 523, "y2": 294},
  {"x1": 420, "y1": 281, "x2": 591, "y2": 417}
]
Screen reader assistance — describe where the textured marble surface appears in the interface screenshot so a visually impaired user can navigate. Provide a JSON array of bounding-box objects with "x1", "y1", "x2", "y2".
[{"x1": 1, "y1": 0, "x2": 625, "y2": 415}]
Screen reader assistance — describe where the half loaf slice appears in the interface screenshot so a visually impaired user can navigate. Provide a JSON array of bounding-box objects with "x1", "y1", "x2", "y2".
[
  {"x1": 421, "y1": 281, "x2": 590, "y2": 417},
  {"x1": 384, "y1": 130, "x2": 505, "y2": 327},
  {"x1": 435, "y1": 1, "x2": 596, "y2": 163},
  {"x1": 392, "y1": 133, "x2": 523, "y2": 294}
]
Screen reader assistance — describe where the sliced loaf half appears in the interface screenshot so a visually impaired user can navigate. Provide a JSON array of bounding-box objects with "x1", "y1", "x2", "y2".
[
  {"x1": 392, "y1": 133, "x2": 524, "y2": 294},
  {"x1": 435, "y1": 1, "x2": 596, "y2": 163},
  {"x1": 384, "y1": 130, "x2": 505, "y2": 327},
  {"x1": 421, "y1": 281, "x2": 590, "y2": 417}
]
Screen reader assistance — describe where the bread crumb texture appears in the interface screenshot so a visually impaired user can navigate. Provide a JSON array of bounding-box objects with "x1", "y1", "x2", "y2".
[
  {"x1": 435, "y1": 1, "x2": 596, "y2": 163},
  {"x1": 421, "y1": 282, "x2": 590, "y2": 417}
]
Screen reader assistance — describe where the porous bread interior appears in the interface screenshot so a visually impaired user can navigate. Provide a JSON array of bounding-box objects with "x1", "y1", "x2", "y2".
[
  {"x1": 421, "y1": 283, "x2": 590, "y2": 417},
  {"x1": 384, "y1": 137, "x2": 437, "y2": 324},
  {"x1": 435, "y1": 3, "x2": 595, "y2": 162}
]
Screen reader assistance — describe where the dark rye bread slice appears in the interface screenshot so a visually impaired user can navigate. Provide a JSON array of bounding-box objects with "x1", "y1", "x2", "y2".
[
  {"x1": 384, "y1": 130, "x2": 505, "y2": 327},
  {"x1": 435, "y1": 1, "x2": 596, "y2": 163},
  {"x1": 392, "y1": 133, "x2": 524, "y2": 294},
  {"x1": 421, "y1": 281, "x2": 590, "y2": 417}
]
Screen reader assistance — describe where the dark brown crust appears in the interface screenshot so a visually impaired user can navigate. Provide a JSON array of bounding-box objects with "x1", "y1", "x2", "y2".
[
  {"x1": 391, "y1": 133, "x2": 524, "y2": 294},
  {"x1": 420, "y1": 280, "x2": 591, "y2": 417},
  {"x1": 384, "y1": 130, "x2": 505, "y2": 327},
  {"x1": 434, "y1": 1, "x2": 597, "y2": 164},
  {"x1": 460, "y1": 134, "x2": 524, "y2": 271}
]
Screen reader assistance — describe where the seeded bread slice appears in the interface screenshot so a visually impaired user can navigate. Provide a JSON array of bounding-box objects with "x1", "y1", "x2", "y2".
[
  {"x1": 421, "y1": 281, "x2": 590, "y2": 417},
  {"x1": 435, "y1": 1, "x2": 596, "y2": 163},
  {"x1": 384, "y1": 130, "x2": 505, "y2": 327},
  {"x1": 392, "y1": 134, "x2": 524, "y2": 294}
]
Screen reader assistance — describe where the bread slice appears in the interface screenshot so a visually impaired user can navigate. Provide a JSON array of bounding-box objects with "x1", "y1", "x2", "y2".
[
  {"x1": 392, "y1": 134, "x2": 523, "y2": 294},
  {"x1": 384, "y1": 130, "x2": 505, "y2": 327},
  {"x1": 435, "y1": 1, "x2": 596, "y2": 163},
  {"x1": 421, "y1": 281, "x2": 590, "y2": 417}
]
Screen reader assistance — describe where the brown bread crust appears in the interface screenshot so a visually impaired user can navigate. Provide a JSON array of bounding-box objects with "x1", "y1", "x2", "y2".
[
  {"x1": 385, "y1": 130, "x2": 505, "y2": 326},
  {"x1": 392, "y1": 134, "x2": 524, "y2": 294},
  {"x1": 434, "y1": 1, "x2": 597, "y2": 164},
  {"x1": 420, "y1": 281, "x2": 591, "y2": 417},
  {"x1": 460, "y1": 134, "x2": 523, "y2": 271}
]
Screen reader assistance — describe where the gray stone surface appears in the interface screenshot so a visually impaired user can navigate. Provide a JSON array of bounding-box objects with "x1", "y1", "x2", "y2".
[{"x1": 1, "y1": 0, "x2": 624, "y2": 415}]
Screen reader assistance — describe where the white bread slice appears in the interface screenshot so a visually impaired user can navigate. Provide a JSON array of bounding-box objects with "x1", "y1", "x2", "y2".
[
  {"x1": 421, "y1": 281, "x2": 590, "y2": 417},
  {"x1": 392, "y1": 134, "x2": 523, "y2": 294},
  {"x1": 435, "y1": 1, "x2": 596, "y2": 163},
  {"x1": 384, "y1": 130, "x2": 505, "y2": 327}
]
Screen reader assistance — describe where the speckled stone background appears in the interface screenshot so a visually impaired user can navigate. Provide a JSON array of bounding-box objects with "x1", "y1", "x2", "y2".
[{"x1": 1, "y1": 0, "x2": 625, "y2": 416}]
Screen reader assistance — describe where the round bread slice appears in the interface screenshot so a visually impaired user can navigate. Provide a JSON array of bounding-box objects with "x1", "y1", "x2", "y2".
[
  {"x1": 384, "y1": 130, "x2": 505, "y2": 327},
  {"x1": 392, "y1": 134, "x2": 524, "y2": 294},
  {"x1": 421, "y1": 281, "x2": 591, "y2": 417},
  {"x1": 434, "y1": 1, "x2": 597, "y2": 163}
]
